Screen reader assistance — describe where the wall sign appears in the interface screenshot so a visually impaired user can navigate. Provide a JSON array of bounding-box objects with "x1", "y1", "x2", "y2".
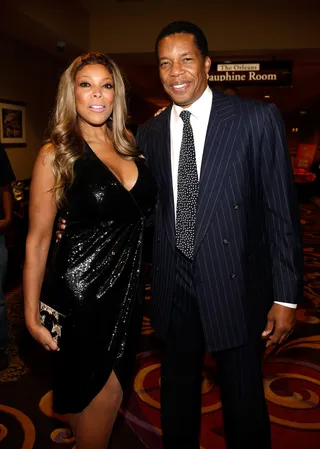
[{"x1": 209, "y1": 61, "x2": 292, "y2": 86}]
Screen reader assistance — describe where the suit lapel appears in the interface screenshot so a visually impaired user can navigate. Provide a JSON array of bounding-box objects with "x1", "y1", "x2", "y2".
[
  {"x1": 194, "y1": 92, "x2": 242, "y2": 254},
  {"x1": 151, "y1": 106, "x2": 176, "y2": 250}
]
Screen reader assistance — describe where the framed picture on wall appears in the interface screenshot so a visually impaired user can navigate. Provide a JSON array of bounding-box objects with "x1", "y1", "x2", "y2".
[{"x1": 0, "y1": 100, "x2": 26, "y2": 147}]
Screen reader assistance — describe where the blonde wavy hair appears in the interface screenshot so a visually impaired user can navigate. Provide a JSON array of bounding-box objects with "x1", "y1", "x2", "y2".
[{"x1": 47, "y1": 52, "x2": 138, "y2": 206}]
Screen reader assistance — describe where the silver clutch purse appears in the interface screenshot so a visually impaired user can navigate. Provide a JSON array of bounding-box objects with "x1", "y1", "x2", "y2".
[{"x1": 39, "y1": 301, "x2": 66, "y2": 345}]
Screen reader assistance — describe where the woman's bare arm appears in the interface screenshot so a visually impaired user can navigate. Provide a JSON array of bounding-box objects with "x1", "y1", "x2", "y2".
[{"x1": 23, "y1": 144, "x2": 58, "y2": 350}]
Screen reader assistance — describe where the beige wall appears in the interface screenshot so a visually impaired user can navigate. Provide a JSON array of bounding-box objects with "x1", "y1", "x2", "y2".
[
  {"x1": 4, "y1": 0, "x2": 90, "y2": 51},
  {"x1": 90, "y1": 0, "x2": 320, "y2": 53},
  {"x1": 0, "y1": 33, "x2": 64, "y2": 180},
  {"x1": 5, "y1": 0, "x2": 320, "y2": 56}
]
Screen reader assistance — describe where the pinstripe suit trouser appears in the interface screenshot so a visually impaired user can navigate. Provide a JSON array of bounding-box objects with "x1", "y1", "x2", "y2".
[{"x1": 160, "y1": 249, "x2": 271, "y2": 449}]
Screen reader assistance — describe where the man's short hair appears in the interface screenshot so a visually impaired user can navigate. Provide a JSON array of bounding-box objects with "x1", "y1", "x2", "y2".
[{"x1": 155, "y1": 21, "x2": 209, "y2": 62}]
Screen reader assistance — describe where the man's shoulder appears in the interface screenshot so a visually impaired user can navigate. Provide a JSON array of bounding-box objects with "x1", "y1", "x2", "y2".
[
  {"x1": 217, "y1": 94, "x2": 284, "y2": 138},
  {"x1": 138, "y1": 115, "x2": 158, "y2": 133},
  {"x1": 226, "y1": 93, "x2": 274, "y2": 115},
  {"x1": 222, "y1": 94, "x2": 281, "y2": 126},
  {"x1": 137, "y1": 110, "x2": 170, "y2": 144}
]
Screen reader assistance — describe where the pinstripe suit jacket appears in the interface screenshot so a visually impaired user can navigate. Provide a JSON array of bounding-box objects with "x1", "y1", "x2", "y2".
[{"x1": 137, "y1": 90, "x2": 303, "y2": 352}]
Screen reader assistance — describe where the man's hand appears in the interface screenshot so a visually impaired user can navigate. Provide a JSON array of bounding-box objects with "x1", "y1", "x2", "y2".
[
  {"x1": 55, "y1": 217, "x2": 66, "y2": 242},
  {"x1": 262, "y1": 303, "x2": 296, "y2": 347}
]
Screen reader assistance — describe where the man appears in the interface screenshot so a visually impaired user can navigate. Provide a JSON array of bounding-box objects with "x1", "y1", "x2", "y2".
[
  {"x1": 0, "y1": 142, "x2": 15, "y2": 370},
  {"x1": 136, "y1": 21, "x2": 303, "y2": 449}
]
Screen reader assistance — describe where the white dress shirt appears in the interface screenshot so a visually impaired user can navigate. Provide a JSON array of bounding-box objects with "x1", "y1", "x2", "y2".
[
  {"x1": 170, "y1": 86, "x2": 212, "y2": 213},
  {"x1": 169, "y1": 86, "x2": 296, "y2": 309}
]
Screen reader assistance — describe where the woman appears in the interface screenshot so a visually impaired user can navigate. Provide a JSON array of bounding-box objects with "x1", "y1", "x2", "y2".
[{"x1": 23, "y1": 52, "x2": 157, "y2": 448}]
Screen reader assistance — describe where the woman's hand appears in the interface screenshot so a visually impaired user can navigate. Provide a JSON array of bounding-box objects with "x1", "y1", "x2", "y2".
[
  {"x1": 154, "y1": 106, "x2": 167, "y2": 117},
  {"x1": 55, "y1": 217, "x2": 66, "y2": 242},
  {"x1": 27, "y1": 322, "x2": 59, "y2": 351}
]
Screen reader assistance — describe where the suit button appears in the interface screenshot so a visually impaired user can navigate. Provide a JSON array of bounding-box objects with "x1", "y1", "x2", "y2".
[
  {"x1": 157, "y1": 237, "x2": 160, "y2": 243},
  {"x1": 233, "y1": 204, "x2": 239, "y2": 210},
  {"x1": 156, "y1": 267, "x2": 159, "y2": 272},
  {"x1": 230, "y1": 273, "x2": 237, "y2": 279},
  {"x1": 223, "y1": 239, "x2": 230, "y2": 245}
]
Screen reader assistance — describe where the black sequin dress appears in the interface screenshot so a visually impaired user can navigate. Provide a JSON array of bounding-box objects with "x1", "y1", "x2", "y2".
[{"x1": 44, "y1": 143, "x2": 157, "y2": 414}]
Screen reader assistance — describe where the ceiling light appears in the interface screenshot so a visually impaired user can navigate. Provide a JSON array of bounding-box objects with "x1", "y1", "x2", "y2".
[{"x1": 264, "y1": 95, "x2": 270, "y2": 99}]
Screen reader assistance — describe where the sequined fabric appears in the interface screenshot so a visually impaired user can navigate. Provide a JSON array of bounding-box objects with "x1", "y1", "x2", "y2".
[{"x1": 43, "y1": 143, "x2": 157, "y2": 414}]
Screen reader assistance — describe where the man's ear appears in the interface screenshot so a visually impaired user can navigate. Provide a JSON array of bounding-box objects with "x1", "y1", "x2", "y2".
[{"x1": 204, "y1": 56, "x2": 211, "y2": 76}]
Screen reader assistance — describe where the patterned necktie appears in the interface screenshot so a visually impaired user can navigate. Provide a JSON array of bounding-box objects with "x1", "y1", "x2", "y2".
[{"x1": 176, "y1": 110, "x2": 199, "y2": 259}]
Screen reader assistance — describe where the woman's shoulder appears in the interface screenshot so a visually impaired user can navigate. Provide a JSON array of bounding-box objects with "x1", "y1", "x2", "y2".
[{"x1": 37, "y1": 142, "x2": 56, "y2": 166}]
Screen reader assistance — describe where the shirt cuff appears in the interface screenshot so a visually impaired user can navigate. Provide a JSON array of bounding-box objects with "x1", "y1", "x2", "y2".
[{"x1": 274, "y1": 301, "x2": 297, "y2": 309}]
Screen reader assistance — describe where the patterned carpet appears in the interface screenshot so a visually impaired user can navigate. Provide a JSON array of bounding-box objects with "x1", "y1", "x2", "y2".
[
  {"x1": 0, "y1": 204, "x2": 320, "y2": 448},
  {"x1": 121, "y1": 204, "x2": 320, "y2": 449}
]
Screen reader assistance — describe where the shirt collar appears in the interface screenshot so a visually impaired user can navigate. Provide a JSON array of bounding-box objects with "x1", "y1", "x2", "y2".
[{"x1": 172, "y1": 86, "x2": 213, "y2": 123}]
